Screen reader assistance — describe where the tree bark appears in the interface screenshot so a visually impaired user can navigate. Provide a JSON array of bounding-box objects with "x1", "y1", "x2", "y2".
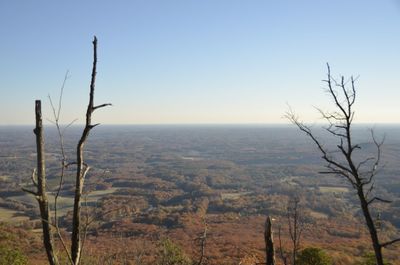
[
  {"x1": 358, "y1": 188, "x2": 384, "y2": 265},
  {"x1": 70, "y1": 36, "x2": 98, "y2": 265},
  {"x1": 265, "y1": 216, "x2": 275, "y2": 265},
  {"x1": 34, "y1": 100, "x2": 58, "y2": 265},
  {"x1": 71, "y1": 36, "x2": 111, "y2": 265}
]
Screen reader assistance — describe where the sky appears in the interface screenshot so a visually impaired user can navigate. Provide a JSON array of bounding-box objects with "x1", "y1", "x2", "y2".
[{"x1": 1, "y1": 0, "x2": 400, "y2": 125}]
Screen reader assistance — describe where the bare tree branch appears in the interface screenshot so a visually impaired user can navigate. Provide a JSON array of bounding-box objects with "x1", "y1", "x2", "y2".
[
  {"x1": 367, "y1": 197, "x2": 392, "y2": 205},
  {"x1": 381, "y1": 238, "x2": 400, "y2": 248},
  {"x1": 48, "y1": 74, "x2": 75, "y2": 265},
  {"x1": 93, "y1": 103, "x2": 112, "y2": 110},
  {"x1": 21, "y1": 187, "x2": 38, "y2": 197}
]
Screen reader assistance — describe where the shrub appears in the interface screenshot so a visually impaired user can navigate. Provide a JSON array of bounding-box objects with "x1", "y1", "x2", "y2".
[
  {"x1": 296, "y1": 247, "x2": 332, "y2": 265},
  {"x1": 354, "y1": 253, "x2": 392, "y2": 265},
  {"x1": 156, "y1": 238, "x2": 191, "y2": 265},
  {"x1": 0, "y1": 245, "x2": 27, "y2": 265}
]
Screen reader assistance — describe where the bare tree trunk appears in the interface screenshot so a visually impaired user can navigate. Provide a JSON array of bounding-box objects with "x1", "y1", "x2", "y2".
[
  {"x1": 71, "y1": 36, "x2": 111, "y2": 265},
  {"x1": 70, "y1": 36, "x2": 97, "y2": 265},
  {"x1": 265, "y1": 216, "x2": 275, "y2": 265},
  {"x1": 358, "y1": 188, "x2": 384, "y2": 264},
  {"x1": 23, "y1": 101, "x2": 58, "y2": 265},
  {"x1": 36, "y1": 100, "x2": 58, "y2": 265}
]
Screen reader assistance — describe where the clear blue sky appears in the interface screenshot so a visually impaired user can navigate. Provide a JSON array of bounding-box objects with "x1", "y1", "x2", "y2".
[{"x1": 1, "y1": 0, "x2": 400, "y2": 125}]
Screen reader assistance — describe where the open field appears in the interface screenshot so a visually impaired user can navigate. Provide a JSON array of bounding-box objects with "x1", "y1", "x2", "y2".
[
  {"x1": 319, "y1": 186, "x2": 350, "y2": 193},
  {"x1": 0, "y1": 207, "x2": 30, "y2": 222}
]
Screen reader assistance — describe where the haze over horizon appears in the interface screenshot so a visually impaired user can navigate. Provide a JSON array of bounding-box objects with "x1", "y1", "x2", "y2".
[{"x1": 1, "y1": 1, "x2": 400, "y2": 125}]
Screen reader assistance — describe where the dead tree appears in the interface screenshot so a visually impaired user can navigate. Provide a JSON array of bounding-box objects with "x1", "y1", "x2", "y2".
[
  {"x1": 70, "y1": 36, "x2": 111, "y2": 264},
  {"x1": 275, "y1": 197, "x2": 304, "y2": 265},
  {"x1": 264, "y1": 216, "x2": 275, "y2": 265},
  {"x1": 286, "y1": 197, "x2": 304, "y2": 265},
  {"x1": 22, "y1": 101, "x2": 58, "y2": 265},
  {"x1": 23, "y1": 36, "x2": 110, "y2": 265},
  {"x1": 286, "y1": 63, "x2": 400, "y2": 265}
]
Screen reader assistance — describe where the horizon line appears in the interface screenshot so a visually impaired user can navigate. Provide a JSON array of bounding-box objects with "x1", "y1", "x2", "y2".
[{"x1": 2, "y1": 122, "x2": 400, "y2": 127}]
